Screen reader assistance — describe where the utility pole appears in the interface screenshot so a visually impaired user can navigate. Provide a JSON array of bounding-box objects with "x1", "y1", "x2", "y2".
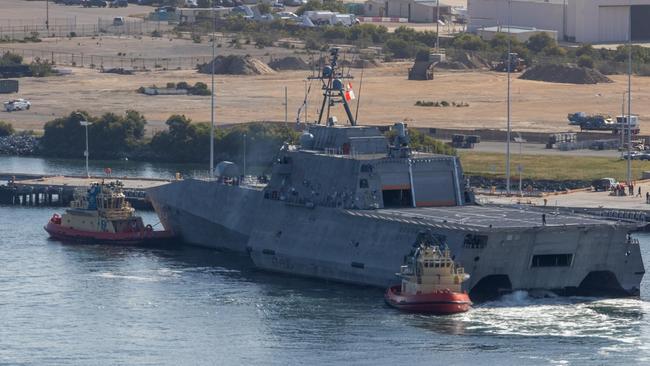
[
  {"x1": 505, "y1": 0, "x2": 512, "y2": 195},
  {"x1": 435, "y1": 0, "x2": 440, "y2": 51},
  {"x1": 304, "y1": 80, "x2": 308, "y2": 123},
  {"x1": 46, "y1": 0, "x2": 49, "y2": 32},
  {"x1": 626, "y1": 0, "x2": 632, "y2": 186},
  {"x1": 210, "y1": 13, "x2": 216, "y2": 179}
]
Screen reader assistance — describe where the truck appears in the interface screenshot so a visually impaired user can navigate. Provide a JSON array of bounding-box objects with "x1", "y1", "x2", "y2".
[{"x1": 567, "y1": 112, "x2": 640, "y2": 135}]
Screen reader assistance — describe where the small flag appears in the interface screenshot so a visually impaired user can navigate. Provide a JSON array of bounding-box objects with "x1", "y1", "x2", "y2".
[{"x1": 345, "y1": 82, "x2": 355, "y2": 102}]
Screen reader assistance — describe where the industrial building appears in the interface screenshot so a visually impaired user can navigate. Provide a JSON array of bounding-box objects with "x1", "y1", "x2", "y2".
[
  {"x1": 468, "y1": 0, "x2": 650, "y2": 43},
  {"x1": 364, "y1": 0, "x2": 452, "y2": 22}
]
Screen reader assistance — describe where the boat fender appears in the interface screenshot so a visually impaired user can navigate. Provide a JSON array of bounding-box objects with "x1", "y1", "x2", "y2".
[{"x1": 145, "y1": 224, "x2": 153, "y2": 232}]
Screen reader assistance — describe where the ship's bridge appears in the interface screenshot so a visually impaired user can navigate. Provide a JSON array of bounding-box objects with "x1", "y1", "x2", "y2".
[{"x1": 265, "y1": 124, "x2": 470, "y2": 210}]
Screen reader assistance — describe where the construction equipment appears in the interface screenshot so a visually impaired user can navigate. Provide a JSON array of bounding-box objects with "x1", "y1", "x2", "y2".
[{"x1": 491, "y1": 52, "x2": 526, "y2": 72}]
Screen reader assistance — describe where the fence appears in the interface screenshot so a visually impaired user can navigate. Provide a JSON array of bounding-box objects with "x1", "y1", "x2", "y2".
[
  {"x1": 0, "y1": 46, "x2": 213, "y2": 70},
  {"x1": 0, "y1": 18, "x2": 171, "y2": 41}
]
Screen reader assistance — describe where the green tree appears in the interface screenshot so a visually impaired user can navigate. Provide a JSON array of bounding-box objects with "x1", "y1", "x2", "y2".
[
  {"x1": 576, "y1": 44, "x2": 595, "y2": 58},
  {"x1": 577, "y1": 54, "x2": 595, "y2": 68},
  {"x1": 257, "y1": 2, "x2": 271, "y2": 15},
  {"x1": 40, "y1": 111, "x2": 147, "y2": 159},
  {"x1": 451, "y1": 33, "x2": 486, "y2": 51},
  {"x1": 0, "y1": 121, "x2": 14, "y2": 137},
  {"x1": 526, "y1": 33, "x2": 555, "y2": 53}
]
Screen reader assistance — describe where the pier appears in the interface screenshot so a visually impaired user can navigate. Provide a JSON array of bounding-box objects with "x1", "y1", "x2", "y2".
[{"x1": 0, "y1": 173, "x2": 172, "y2": 210}]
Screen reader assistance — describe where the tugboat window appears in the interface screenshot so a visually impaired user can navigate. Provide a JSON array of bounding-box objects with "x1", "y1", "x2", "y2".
[{"x1": 531, "y1": 254, "x2": 573, "y2": 268}]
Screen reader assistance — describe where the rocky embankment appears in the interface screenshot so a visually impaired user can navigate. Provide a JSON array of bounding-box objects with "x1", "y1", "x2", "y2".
[{"x1": 0, "y1": 135, "x2": 39, "y2": 155}]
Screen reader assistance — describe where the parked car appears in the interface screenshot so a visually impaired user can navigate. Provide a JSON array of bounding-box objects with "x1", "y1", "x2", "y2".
[
  {"x1": 113, "y1": 16, "x2": 125, "y2": 26},
  {"x1": 4, "y1": 99, "x2": 31, "y2": 112},
  {"x1": 82, "y1": 0, "x2": 108, "y2": 7},
  {"x1": 109, "y1": 0, "x2": 128, "y2": 7},
  {"x1": 272, "y1": 1, "x2": 285, "y2": 9},
  {"x1": 621, "y1": 151, "x2": 641, "y2": 160},
  {"x1": 63, "y1": 0, "x2": 83, "y2": 5},
  {"x1": 592, "y1": 178, "x2": 617, "y2": 192}
]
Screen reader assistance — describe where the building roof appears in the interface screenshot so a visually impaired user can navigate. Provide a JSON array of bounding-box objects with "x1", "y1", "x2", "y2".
[{"x1": 479, "y1": 25, "x2": 556, "y2": 33}]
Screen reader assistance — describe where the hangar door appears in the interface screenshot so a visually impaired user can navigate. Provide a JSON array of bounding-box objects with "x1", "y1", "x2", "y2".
[
  {"x1": 632, "y1": 5, "x2": 650, "y2": 41},
  {"x1": 412, "y1": 172, "x2": 457, "y2": 207},
  {"x1": 598, "y1": 6, "x2": 629, "y2": 42}
]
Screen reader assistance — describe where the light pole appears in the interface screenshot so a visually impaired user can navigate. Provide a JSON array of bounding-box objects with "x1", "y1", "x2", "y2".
[
  {"x1": 435, "y1": 0, "x2": 440, "y2": 51},
  {"x1": 626, "y1": 0, "x2": 632, "y2": 186},
  {"x1": 209, "y1": 12, "x2": 216, "y2": 179},
  {"x1": 80, "y1": 120, "x2": 91, "y2": 178},
  {"x1": 505, "y1": 0, "x2": 512, "y2": 195}
]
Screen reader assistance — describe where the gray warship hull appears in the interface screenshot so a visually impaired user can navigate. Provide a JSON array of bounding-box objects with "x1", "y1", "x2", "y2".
[
  {"x1": 149, "y1": 48, "x2": 644, "y2": 300},
  {"x1": 148, "y1": 179, "x2": 644, "y2": 299}
]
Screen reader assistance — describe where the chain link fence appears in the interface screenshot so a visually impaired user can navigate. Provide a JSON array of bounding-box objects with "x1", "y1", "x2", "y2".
[
  {"x1": 0, "y1": 46, "x2": 213, "y2": 70},
  {"x1": 0, "y1": 18, "x2": 170, "y2": 41}
]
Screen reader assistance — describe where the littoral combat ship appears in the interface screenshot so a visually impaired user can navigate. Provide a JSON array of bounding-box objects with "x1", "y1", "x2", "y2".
[{"x1": 148, "y1": 48, "x2": 644, "y2": 300}]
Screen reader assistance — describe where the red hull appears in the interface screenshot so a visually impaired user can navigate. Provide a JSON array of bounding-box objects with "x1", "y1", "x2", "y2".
[
  {"x1": 385, "y1": 285, "x2": 471, "y2": 314},
  {"x1": 44, "y1": 221, "x2": 174, "y2": 245}
]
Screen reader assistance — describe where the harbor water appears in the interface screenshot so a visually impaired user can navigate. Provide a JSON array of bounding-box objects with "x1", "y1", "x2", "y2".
[{"x1": 2, "y1": 157, "x2": 650, "y2": 365}]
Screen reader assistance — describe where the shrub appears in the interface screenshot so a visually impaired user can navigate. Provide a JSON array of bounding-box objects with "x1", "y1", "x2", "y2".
[
  {"x1": 0, "y1": 121, "x2": 14, "y2": 137},
  {"x1": 577, "y1": 55, "x2": 594, "y2": 69},
  {"x1": 166, "y1": 82, "x2": 176, "y2": 89},
  {"x1": 452, "y1": 33, "x2": 486, "y2": 51},
  {"x1": 29, "y1": 58, "x2": 54, "y2": 77},
  {"x1": 151, "y1": 30, "x2": 162, "y2": 38},
  {"x1": 0, "y1": 51, "x2": 23, "y2": 66},
  {"x1": 526, "y1": 33, "x2": 555, "y2": 53},
  {"x1": 415, "y1": 48, "x2": 431, "y2": 62},
  {"x1": 576, "y1": 44, "x2": 595, "y2": 58}
]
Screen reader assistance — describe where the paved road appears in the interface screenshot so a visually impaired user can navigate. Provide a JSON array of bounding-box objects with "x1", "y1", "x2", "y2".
[
  {"x1": 479, "y1": 180, "x2": 650, "y2": 211},
  {"x1": 468, "y1": 141, "x2": 622, "y2": 158}
]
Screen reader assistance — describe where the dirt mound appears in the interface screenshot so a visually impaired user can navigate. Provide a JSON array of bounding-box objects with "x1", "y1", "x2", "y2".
[
  {"x1": 435, "y1": 61, "x2": 468, "y2": 70},
  {"x1": 519, "y1": 64, "x2": 612, "y2": 84},
  {"x1": 268, "y1": 56, "x2": 310, "y2": 71},
  {"x1": 198, "y1": 55, "x2": 275, "y2": 75},
  {"x1": 452, "y1": 52, "x2": 490, "y2": 69}
]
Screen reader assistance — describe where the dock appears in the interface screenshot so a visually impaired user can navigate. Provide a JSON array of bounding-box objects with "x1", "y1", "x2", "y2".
[
  {"x1": 477, "y1": 181, "x2": 650, "y2": 224},
  {"x1": 0, "y1": 173, "x2": 172, "y2": 210}
]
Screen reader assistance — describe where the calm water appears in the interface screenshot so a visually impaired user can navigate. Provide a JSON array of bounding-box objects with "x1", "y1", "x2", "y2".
[
  {"x1": 2, "y1": 157, "x2": 650, "y2": 365},
  {"x1": 0, "y1": 155, "x2": 207, "y2": 180},
  {"x1": 1, "y1": 206, "x2": 650, "y2": 365}
]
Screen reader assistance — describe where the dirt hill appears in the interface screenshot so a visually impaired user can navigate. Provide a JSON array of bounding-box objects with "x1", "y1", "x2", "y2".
[
  {"x1": 198, "y1": 55, "x2": 275, "y2": 75},
  {"x1": 519, "y1": 64, "x2": 612, "y2": 84}
]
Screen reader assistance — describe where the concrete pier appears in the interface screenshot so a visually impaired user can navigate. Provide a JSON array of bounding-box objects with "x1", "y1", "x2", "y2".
[{"x1": 0, "y1": 173, "x2": 172, "y2": 210}]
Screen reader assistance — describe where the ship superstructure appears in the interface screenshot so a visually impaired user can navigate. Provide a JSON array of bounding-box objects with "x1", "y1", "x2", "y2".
[{"x1": 148, "y1": 48, "x2": 644, "y2": 300}]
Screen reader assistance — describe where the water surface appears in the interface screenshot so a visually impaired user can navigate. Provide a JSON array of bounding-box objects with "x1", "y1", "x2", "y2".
[{"x1": 1, "y1": 205, "x2": 649, "y2": 365}]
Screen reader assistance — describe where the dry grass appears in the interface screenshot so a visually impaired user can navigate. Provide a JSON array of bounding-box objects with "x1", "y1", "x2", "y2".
[{"x1": 459, "y1": 151, "x2": 650, "y2": 181}]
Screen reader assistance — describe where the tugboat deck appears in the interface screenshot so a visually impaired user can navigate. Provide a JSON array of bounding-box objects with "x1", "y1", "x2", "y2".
[{"x1": 345, "y1": 204, "x2": 629, "y2": 231}]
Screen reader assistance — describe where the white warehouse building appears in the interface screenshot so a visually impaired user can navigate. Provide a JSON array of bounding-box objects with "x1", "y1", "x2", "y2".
[{"x1": 468, "y1": 0, "x2": 650, "y2": 43}]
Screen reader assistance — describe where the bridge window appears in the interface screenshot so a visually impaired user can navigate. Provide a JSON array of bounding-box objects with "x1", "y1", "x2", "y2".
[{"x1": 531, "y1": 254, "x2": 573, "y2": 268}]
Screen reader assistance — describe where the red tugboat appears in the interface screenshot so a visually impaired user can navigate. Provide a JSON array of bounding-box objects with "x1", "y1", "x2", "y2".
[
  {"x1": 44, "y1": 181, "x2": 174, "y2": 245},
  {"x1": 385, "y1": 237, "x2": 471, "y2": 314}
]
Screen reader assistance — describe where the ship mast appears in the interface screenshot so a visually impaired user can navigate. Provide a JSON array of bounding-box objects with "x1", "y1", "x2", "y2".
[{"x1": 310, "y1": 48, "x2": 356, "y2": 126}]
